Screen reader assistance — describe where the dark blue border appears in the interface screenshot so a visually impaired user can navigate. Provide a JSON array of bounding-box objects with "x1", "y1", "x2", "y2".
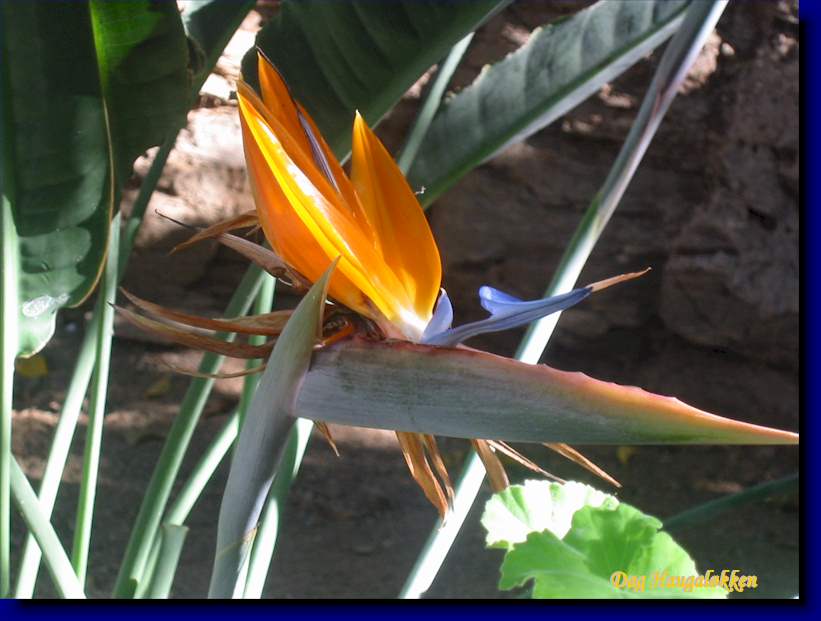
[{"x1": 1, "y1": 0, "x2": 811, "y2": 616}]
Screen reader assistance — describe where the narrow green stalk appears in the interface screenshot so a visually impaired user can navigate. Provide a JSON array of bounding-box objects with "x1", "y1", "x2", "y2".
[
  {"x1": 14, "y1": 137, "x2": 175, "y2": 597},
  {"x1": 113, "y1": 265, "x2": 265, "y2": 598},
  {"x1": 118, "y1": 138, "x2": 176, "y2": 279},
  {"x1": 397, "y1": 32, "x2": 474, "y2": 174},
  {"x1": 400, "y1": 1, "x2": 729, "y2": 598},
  {"x1": 239, "y1": 275, "x2": 276, "y2": 431},
  {"x1": 242, "y1": 417, "x2": 313, "y2": 598},
  {"x1": 0, "y1": 190, "x2": 19, "y2": 598},
  {"x1": 135, "y1": 411, "x2": 241, "y2": 598},
  {"x1": 137, "y1": 278, "x2": 273, "y2": 597},
  {"x1": 146, "y1": 524, "x2": 189, "y2": 599},
  {"x1": 168, "y1": 414, "x2": 241, "y2": 527},
  {"x1": 664, "y1": 473, "x2": 799, "y2": 532},
  {"x1": 70, "y1": 214, "x2": 120, "y2": 584},
  {"x1": 10, "y1": 459, "x2": 84, "y2": 598}
]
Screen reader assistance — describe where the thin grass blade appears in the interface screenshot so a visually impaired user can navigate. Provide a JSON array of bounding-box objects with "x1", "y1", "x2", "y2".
[
  {"x1": 70, "y1": 214, "x2": 120, "y2": 585},
  {"x1": 663, "y1": 473, "x2": 799, "y2": 532}
]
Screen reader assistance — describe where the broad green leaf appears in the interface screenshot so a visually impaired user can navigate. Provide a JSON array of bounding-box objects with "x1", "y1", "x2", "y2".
[
  {"x1": 243, "y1": 0, "x2": 509, "y2": 156},
  {"x1": 1, "y1": 0, "x2": 190, "y2": 354},
  {"x1": 498, "y1": 494, "x2": 727, "y2": 599},
  {"x1": 182, "y1": 0, "x2": 256, "y2": 88},
  {"x1": 482, "y1": 480, "x2": 617, "y2": 550},
  {"x1": 208, "y1": 262, "x2": 335, "y2": 599},
  {"x1": 295, "y1": 339, "x2": 798, "y2": 445},
  {"x1": 407, "y1": 0, "x2": 689, "y2": 205}
]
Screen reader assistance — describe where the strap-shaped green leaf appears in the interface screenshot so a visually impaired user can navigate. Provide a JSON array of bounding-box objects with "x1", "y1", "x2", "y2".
[
  {"x1": 1, "y1": 0, "x2": 190, "y2": 355},
  {"x1": 244, "y1": 0, "x2": 509, "y2": 157},
  {"x1": 407, "y1": 0, "x2": 689, "y2": 205}
]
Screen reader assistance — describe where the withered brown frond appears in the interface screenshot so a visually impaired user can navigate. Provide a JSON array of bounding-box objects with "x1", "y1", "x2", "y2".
[
  {"x1": 121, "y1": 289, "x2": 292, "y2": 337},
  {"x1": 171, "y1": 210, "x2": 260, "y2": 254},
  {"x1": 472, "y1": 439, "x2": 509, "y2": 493},
  {"x1": 397, "y1": 431, "x2": 451, "y2": 519},
  {"x1": 488, "y1": 440, "x2": 564, "y2": 484},
  {"x1": 116, "y1": 306, "x2": 274, "y2": 359},
  {"x1": 544, "y1": 443, "x2": 621, "y2": 488}
]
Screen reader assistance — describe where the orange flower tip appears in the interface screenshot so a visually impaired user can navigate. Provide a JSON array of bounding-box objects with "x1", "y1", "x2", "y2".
[{"x1": 588, "y1": 267, "x2": 651, "y2": 293}]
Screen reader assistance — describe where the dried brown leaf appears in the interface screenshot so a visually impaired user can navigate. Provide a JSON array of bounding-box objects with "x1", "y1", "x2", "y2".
[
  {"x1": 314, "y1": 422, "x2": 340, "y2": 456},
  {"x1": 544, "y1": 443, "x2": 621, "y2": 488},
  {"x1": 472, "y1": 439, "x2": 509, "y2": 493},
  {"x1": 396, "y1": 431, "x2": 449, "y2": 519},
  {"x1": 171, "y1": 211, "x2": 259, "y2": 254},
  {"x1": 422, "y1": 434, "x2": 454, "y2": 504},
  {"x1": 489, "y1": 441, "x2": 564, "y2": 484},
  {"x1": 121, "y1": 289, "x2": 291, "y2": 337},
  {"x1": 162, "y1": 361, "x2": 267, "y2": 380},
  {"x1": 115, "y1": 306, "x2": 274, "y2": 359}
]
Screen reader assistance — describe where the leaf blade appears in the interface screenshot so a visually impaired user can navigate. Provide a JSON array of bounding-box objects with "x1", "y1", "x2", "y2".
[
  {"x1": 408, "y1": 0, "x2": 690, "y2": 205},
  {"x1": 244, "y1": 0, "x2": 509, "y2": 156}
]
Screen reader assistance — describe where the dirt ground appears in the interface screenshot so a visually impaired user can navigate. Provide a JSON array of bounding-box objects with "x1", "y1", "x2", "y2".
[{"x1": 10, "y1": 1, "x2": 799, "y2": 599}]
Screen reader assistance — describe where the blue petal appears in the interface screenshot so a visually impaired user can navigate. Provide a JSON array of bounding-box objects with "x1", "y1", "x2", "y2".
[
  {"x1": 421, "y1": 289, "x2": 453, "y2": 342},
  {"x1": 423, "y1": 285, "x2": 592, "y2": 347},
  {"x1": 478, "y1": 286, "x2": 524, "y2": 314}
]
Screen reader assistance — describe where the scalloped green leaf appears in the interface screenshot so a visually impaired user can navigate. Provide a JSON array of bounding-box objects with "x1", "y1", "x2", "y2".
[
  {"x1": 482, "y1": 480, "x2": 618, "y2": 550},
  {"x1": 487, "y1": 481, "x2": 727, "y2": 599},
  {"x1": 1, "y1": 0, "x2": 190, "y2": 355}
]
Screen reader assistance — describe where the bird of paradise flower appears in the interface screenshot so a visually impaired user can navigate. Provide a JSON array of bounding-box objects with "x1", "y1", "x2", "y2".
[{"x1": 119, "y1": 51, "x2": 797, "y2": 518}]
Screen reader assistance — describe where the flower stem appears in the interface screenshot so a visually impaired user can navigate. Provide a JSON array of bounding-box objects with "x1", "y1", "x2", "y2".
[
  {"x1": 397, "y1": 33, "x2": 474, "y2": 175},
  {"x1": 70, "y1": 213, "x2": 120, "y2": 585}
]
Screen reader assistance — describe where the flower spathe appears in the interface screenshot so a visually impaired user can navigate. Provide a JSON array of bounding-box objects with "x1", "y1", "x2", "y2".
[{"x1": 236, "y1": 53, "x2": 441, "y2": 341}]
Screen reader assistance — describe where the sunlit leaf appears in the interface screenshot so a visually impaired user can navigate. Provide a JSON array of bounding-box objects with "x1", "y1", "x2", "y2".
[
  {"x1": 489, "y1": 481, "x2": 727, "y2": 599},
  {"x1": 1, "y1": 0, "x2": 190, "y2": 354}
]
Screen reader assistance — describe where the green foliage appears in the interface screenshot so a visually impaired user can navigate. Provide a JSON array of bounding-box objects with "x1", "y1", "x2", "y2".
[
  {"x1": 408, "y1": 0, "x2": 688, "y2": 206},
  {"x1": 182, "y1": 0, "x2": 256, "y2": 88},
  {"x1": 482, "y1": 480, "x2": 619, "y2": 549},
  {"x1": 482, "y1": 481, "x2": 727, "y2": 599},
  {"x1": 244, "y1": 0, "x2": 508, "y2": 156},
  {"x1": 1, "y1": 0, "x2": 190, "y2": 354}
]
